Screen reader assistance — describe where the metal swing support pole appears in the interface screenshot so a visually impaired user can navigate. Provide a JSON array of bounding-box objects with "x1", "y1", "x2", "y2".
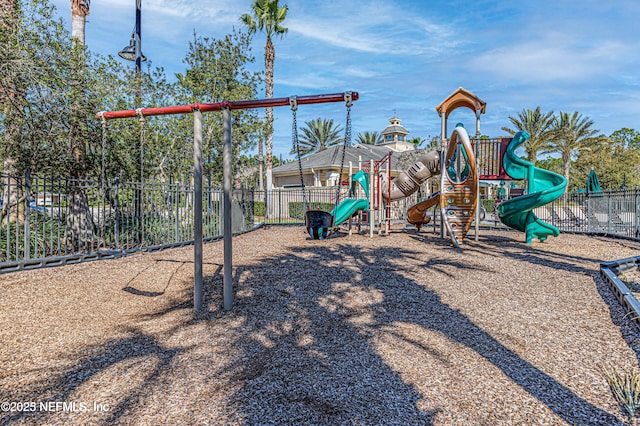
[
  {"x1": 96, "y1": 91, "x2": 359, "y2": 312},
  {"x1": 193, "y1": 109, "x2": 204, "y2": 311},
  {"x1": 222, "y1": 107, "x2": 233, "y2": 311}
]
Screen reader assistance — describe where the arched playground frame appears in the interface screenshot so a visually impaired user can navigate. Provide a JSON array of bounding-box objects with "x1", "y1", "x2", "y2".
[{"x1": 97, "y1": 91, "x2": 359, "y2": 312}]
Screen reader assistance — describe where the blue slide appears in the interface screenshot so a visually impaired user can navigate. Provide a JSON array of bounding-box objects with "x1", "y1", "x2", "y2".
[
  {"x1": 330, "y1": 170, "x2": 369, "y2": 226},
  {"x1": 331, "y1": 198, "x2": 369, "y2": 227},
  {"x1": 497, "y1": 131, "x2": 568, "y2": 243}
]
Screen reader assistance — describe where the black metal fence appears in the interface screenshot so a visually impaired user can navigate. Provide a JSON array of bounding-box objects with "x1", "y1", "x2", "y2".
[
  {"x1": 1, "y1": 173, "x2": 639, "y2": 273},
  {"x1": 535, "y1": 189, "x2": 640, "y2": 239},
  {"x1": 0, "y1": 174, "x2": 256, "y2": 271}
]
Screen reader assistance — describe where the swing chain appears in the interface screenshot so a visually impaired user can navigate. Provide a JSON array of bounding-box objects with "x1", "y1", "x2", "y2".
[
  {"x1": 136, "y1": 108, "x2": 145, "y2": 185},
  {"x1": 290, "y1": 96, "x2": 307, "y2": 208},
  {"x1": 98, "y1": 111, "x2": 107, "y2": 192},
  {"x1": 335, "y1": 93, "x2": 353, "y2": 206}
]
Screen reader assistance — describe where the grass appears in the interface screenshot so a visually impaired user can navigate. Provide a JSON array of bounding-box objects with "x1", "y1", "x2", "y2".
[{"x1": 601, "y1": 365, "x2": 640, "y2": 423}]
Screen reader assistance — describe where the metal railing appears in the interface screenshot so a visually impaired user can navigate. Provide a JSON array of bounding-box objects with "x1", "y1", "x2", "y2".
[
  {"x1": 2, "y1": 173, "x2": 639, "y2": 273},
  {"x1": 542, "y1": 189, "x2": 640, "y2": 239},
  {"x1": 0, "y1": 174, "x2": 256, "y2": 271}
]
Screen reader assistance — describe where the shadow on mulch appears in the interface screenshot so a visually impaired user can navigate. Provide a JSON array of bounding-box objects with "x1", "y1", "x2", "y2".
[{"x1": 6, "y1": 228, "x2": 635, "y2": 424}]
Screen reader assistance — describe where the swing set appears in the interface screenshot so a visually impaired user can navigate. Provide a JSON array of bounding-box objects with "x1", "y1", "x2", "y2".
[
  {"x1": 291, "y1": 92, "x2": 355, "y2": 240},
  {"x1": 96, "y1": 91, "x2": 359, "y2": 312}
]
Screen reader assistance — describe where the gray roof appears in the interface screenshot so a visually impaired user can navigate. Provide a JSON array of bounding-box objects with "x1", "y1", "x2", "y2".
[
  {"x1": 273, "y1": 143, "x2": 396, "y2": 175},
  {"x1": 381, "y1": 116, "x2": 409, "y2": 136},
  {"x1": 273, "y1": 144, "x2": 436, "y2": 176},
  {"x1": 381, "y1": 124, "x2": 409, "y2": 136}
]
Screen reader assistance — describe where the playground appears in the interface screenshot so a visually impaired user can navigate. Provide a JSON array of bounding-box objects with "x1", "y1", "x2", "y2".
[{"x1": 2, "y1": 226, "x2": 640, "y2": 425}]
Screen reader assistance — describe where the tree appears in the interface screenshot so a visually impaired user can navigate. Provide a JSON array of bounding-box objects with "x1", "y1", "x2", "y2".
[
  {"x1": 546, "y1": 111, "x2": 600, "y2": 191},
  {"x1": 408, "y1": 137, "x2": 424, "y2": 149},
  {"x1": 70, "y1": 0, "x2": 89, "y2": 44},
  {"x1": 0, "y1": 0, "x2": 23, "y2": 225},
  {"x1": 175, "y1": 29, "x2": 263, "y2": 185},
  {"x1": 535, "y1": 156, "x2": 563, "y2": 176},
  {"x1": 424, "y1": 135, "x2": 441, "y2": 151},
  {"x1": 1, "y1": 1, "x2": 90, "y2": 225},
  {"x1": 234, "y1": 154, "x2": 261, "y2": 189},
  {"x1": 257, "y1": 133, "x2": 264, "y2": 190},
  {"x1": 610, "y1": 128, "x2": 640, "y2": 151},
  {"x1": 292, "y1": 118, "x2": 343, "y2": 157},
  {"x1": 356, "y1": 131, "x2": 383, "y2": 145},
  {"x1": 501, "y1": 107, "x2": 555, "y2": 163},
  {"x1": 241, "y1": 0, "x2": 288, "y2": 191},
  {"x1": 572, "y1": 132, "x2": 640, "y2": 191},
  {"x1": 67, "y1": 0, "x2": 94, "y2": 249}
]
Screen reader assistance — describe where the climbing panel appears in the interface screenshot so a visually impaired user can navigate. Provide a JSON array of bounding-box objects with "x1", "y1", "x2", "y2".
[{"x1": 440, "y1": 125, "x2": 479, "y2": 248}]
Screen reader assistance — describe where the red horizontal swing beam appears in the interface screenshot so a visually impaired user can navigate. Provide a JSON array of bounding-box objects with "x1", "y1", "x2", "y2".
[{"x1": 96, "y1": 91, "x2": 359, "y2": 120}]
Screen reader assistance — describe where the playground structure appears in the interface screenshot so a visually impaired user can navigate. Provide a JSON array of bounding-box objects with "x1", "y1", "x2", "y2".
[
  {"x1": 319, "y1": 87, "x2": 568, "y2": 248},
  {"x1": 344, "y1": 124, "x2": 479, "y2": 248},
  {"x1": 97, "y1": 91, "x2": 359, "y2": 311}
]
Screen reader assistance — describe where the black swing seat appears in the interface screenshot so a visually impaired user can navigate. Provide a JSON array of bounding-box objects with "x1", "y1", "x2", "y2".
[{"x1": 305, "y1": 210, "x2": 334, "y2": 240}]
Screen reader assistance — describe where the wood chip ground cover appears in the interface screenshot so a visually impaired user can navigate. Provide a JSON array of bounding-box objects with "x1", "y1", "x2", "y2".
[{"x1": 1, "y1": 228, "x2": 640, "y2": 425}]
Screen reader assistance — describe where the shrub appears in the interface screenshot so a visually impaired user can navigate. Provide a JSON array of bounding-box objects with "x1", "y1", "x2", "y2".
[
  {"x1": 482, "y1": 199, "x2": 496, "y2": 213},
  {"x1": 289, "y1": 202, "x2": 334, "y2": 220},
  {"x1": 254, "y1": 201, "x2": 265, "y2": 217}
]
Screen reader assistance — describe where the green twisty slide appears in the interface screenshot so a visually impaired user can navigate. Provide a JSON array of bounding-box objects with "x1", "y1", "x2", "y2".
[
  {"x1": 331, "y1": 170, "x2": 369, "y2": 226},
  {"x1": 497, "y1": 131, "x2": 567, "y2": 244}
]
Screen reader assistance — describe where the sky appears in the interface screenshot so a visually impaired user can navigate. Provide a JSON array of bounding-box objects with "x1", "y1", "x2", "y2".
[{"x1": 50, "y1": 0, "x2": 640, "y2": 160}]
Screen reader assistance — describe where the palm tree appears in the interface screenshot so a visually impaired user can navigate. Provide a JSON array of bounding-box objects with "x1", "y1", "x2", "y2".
[
  {"x1": 70, "y1": 0, "x2": 89, "y2": 167},
  {"x1": 356, "y1": 131, "x2": 383, "y2": 145},
  {"x1": 1, "y1": 0, "x2": 24, "y2": 225},
  {"x1": 292, "y1": 118, "x2": 343, "y2": 157},
  {"x1": 546, "y1": 111, "x2": 600, "y2": 191},
  {"x1": 408, "y1": 137, "x2": 424, "y2": 149},
  {"x1": 67, "y1": 0, "x2": 94, "y2": 249},
  {"x1": 501, "y1": 107, "x2": 554, "y2": 163},
  {"x1": 257, "y1": 135, "x2": 264, "y2": 190},
  {"x1": 71, "y1": 0, "x2": 89, "y2": 44},
  {"x1": 241, "y1": 0, "x2": 288, "y2": 191}
]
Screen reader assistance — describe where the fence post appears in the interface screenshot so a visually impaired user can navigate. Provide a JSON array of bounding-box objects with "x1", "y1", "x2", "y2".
[
  {"x1": 586, "y1": 191, "x2": 591, "y2": 233},
  {"x1": 114, "y1": 178, "x2": 120, "y2": 250},
  {"x1": 251, "y1": 189, "x2": 256, "y2": 228},
  {"x1": 174, "y1": 179, "x2": 179, "y2": 243},
  {"x1": 633, "y1": 186, "x2": 640, "y2": 238},
  {"x1": 24, "y1": 170, "x2": 31, "y2": 261},
  {"x1": 607, "y1": 190, "x2": 612, "y2": 235},
  {"x1": 369, "y1": 159, "x2": 375, "y2": 238},
  {"x1": 278, "y1": 189, "x2": 282, "y2": 224}
]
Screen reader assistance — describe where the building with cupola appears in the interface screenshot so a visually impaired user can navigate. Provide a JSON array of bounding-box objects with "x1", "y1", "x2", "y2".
[
  {"x1": 271, "y1": 115, "x2": 416, "y2": 188},
  {"x1": 379, "y1": 116, "x2": 414, "y2": 152}
]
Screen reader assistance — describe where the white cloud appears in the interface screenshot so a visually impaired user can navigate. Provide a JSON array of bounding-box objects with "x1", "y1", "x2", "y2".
[
  {"x1": 274, "y1": 73, "x2": 343, "y2": 92},
  {"x1": 285, "y1": 1, "x2": 460, "y2": 57},
  {"x1": 343, "y1": 66, "x2": 380, "y2": 79},
  {"x1": 149, "y1": 0, "x2": 247, "y2": 23},
  {"x1": 471, "y1": 32, "x2": 628, "y2": 82},
  {"x1": 287, "y1": 19, "x2": 385, "y2": 54}
]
